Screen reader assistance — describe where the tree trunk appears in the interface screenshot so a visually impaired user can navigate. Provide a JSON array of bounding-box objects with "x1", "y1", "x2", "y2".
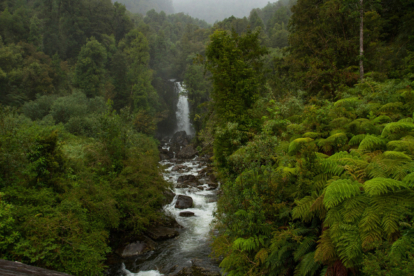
[{"x1": 359, "y1": 0, "x2": 364, "y2": 80}]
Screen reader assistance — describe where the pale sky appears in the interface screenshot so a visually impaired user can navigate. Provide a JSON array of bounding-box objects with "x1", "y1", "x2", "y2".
[{"x1": 172, "y1": 0, "x2": 272, "y2": 23}]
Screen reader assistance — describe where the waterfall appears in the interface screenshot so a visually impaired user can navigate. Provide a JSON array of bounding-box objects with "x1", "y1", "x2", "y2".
[{"x1": 175, "y1": 82, "x2": 194, "y2": 136}]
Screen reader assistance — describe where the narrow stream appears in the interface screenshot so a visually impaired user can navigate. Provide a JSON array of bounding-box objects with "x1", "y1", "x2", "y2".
[{"x1": 112, "y1": 82, "x2": 220, "y2": 275}]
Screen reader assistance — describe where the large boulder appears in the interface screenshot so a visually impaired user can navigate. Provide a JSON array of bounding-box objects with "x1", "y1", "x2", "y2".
[
  {"x1": 145, "y1": 226, "x2": 179, "y2": 241},
  {"x1": 120, "y1": 237, "x2": 157, "y2": 258},
  {"x1": 175, "y1": 195, "x2": 193, "y2": 209},
  {"x1": 177, "y1": 144, "x2": 198, "y2": 159},
  {"x1": 172, "y1": 131, "x2": 189, "y2": 147}
]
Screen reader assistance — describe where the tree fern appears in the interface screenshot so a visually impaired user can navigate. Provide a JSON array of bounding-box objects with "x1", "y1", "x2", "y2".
[
  {"x1": 315, "y1": 229, "x2": 337, "y2": 263},
  {"x1": 293, "y1": 236, "x2": 316, "y2": 262},
  {"x1": 358, "y1": 134, "x2": 387, "y2": 151},
  {"x1": 378, "y1": 102, "x2": 404, "y2": 113},
  {"x1": 334, "y1": 97, "x2": 360, "y2": 108},
  {"x1": 398, "y1": 117, "x2": 414, "y2": 123},
  {"x1": 381, "y1": 122, "x2": 414, "y2": 139},
  {"x1": 349, "y1": 134, "x2": 366, "y2": 146},
  {"x1": 288, "y1": 137, "x2": 314, "y2": 155},
  {"x1": 323, "y1": 179, "x2": 361, "y2": 209},
  {"x1": 403, "y1": 172, "x2": 414, "y2": 187},
  {"x1": 294, "y1": 251, "x2": 321, "y2": 276},
  {"x1": 372, "y1": 115, "x2": 392, "y2": 125},
  {"x1": 319, "y1": 159, "x2": 345, "y2": 176},
  {"x1": 303, "y1": 132, "x2": 321, "y2": 139},
  {"x1": 293, "y1": 195, "x2": 318, "y2": 222},
  {"x1": 383, "y1": 151, "x2": 412, "y2": 161},
  {"x1": 364, "y1": 177, "x2": 408, "y2": 196},
  {"x1": 387, "y1": 136, "x2": 414, "y2": 154},
  {"x1": 359, "y1": 206, "x2": 383, "y2": 249}
]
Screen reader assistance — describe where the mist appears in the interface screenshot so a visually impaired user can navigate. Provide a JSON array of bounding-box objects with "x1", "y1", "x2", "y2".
[{"x1": 173, "y1": 0, "x2": 272, "y2": 23}]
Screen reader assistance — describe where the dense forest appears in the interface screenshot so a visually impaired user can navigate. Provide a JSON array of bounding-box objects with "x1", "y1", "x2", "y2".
[{"x1": 1, "y1": 0, "x2": 414, "y2": 275}]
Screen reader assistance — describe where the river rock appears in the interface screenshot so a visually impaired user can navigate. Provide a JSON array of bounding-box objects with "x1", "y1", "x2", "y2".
[
  {"x1": 175, "y1": 195, "x2": 193, "y2": 209},
  {"x1": 177, "y1": 174, "x2": 197, "y2": 183},
  {"x1": 172, "y1": 258, "x2": 221, "y2": 276},
  {"x1": 176, "y1": 183, "x2": 189, "y2": 189},
  {"x1": 163, "y1": 189, "x2": 176, "y2": 205},
  {"x1": 177, "y1": 144, "x2": 198, "y2": 159},
  {"x1": 0, "y1": 259, "x2": 72, "y2": 276},
  {"x1": 179, "y1": 211, "x2": 195, "y2": 217},
  {"x1": 172, "y1": 165, "x2": 186, "y2": 171},
  {"x1": 206, "y1": 181, "x2": 219, "y2": 189},
  {"x1": 145, "y1": 226, "x2": 179, "y2": 241},
  {"x1": 172, "y1": 131, "x2": 189, "y2": 147},
  {"x1": 120, "y1": 237, "x2": 157, "y2": 258}
]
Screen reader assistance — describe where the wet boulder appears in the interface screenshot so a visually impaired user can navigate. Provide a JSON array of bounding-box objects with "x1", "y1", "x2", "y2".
[
  {"x1": 145, "y1": 226, "x2": 179, "y2": 241},
  {"x1": 177, "y1": 175, "x2": 197, "y2": 183},
  {"x1": 179, "y1": 211, "x2": 195, "y2": 217},
  {"x1": 120, "y1": 237, "x2": 157, "y2": 258},
  {"x1": 172, "y1": 165, "x2": 186, "y2": 171},
  {"x1": 175, "y1": 195, "x2": 193, "y2": 209},
  {"x1": 163, "y1": 189, "x2": 176, "y2": 205},
  {"x1": 177, "y1": 144, "x2": 198, "y2": 159},
  {"x1": 172, "y1": 131, "x2": 189, "y2": 147}
]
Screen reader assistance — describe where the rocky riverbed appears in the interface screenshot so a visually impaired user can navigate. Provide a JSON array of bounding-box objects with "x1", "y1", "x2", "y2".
[{"x1": 107, "y1": 131, "x2": 221, "y2": 276}]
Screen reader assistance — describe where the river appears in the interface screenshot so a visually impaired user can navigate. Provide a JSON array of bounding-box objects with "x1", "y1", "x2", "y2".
[{"x1": 110, "y1": 82, "x2": 220, "y2": 275}]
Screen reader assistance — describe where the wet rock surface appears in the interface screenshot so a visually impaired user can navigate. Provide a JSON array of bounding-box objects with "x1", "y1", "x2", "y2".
[
  {"x1": 179, "y1": 211, "x2": 195, "y2": 217},
  {"x1": 177, "y1": 144, "x2": 198, "y2": 159},
  {"x1": 175, "y1": 195, "x2": 193, "y2": 209},
  {"x1": 145, "y1": 226, "x2": 179, "y2": 241},
  {"x1": 120, "y1": 238, "x2": 157, "y2": 258}
]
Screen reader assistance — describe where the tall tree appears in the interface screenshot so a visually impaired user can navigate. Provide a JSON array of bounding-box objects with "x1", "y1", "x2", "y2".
[{"x1": 74, "y1": 37, "x2": 107, "y2": 98}]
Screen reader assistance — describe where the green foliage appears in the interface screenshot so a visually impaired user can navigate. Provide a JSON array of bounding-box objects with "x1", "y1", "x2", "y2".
[{"x1": 74, "y1": 37, "x2": 107, "y2": 98}]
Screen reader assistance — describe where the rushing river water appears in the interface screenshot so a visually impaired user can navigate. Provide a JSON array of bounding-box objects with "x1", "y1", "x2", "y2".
[{"x1": 111, "y1": 82, "x2": 219, "y2": 275}]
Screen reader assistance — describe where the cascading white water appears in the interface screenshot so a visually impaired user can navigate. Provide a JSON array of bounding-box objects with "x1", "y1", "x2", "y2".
[
  {"x1": 175, "y1": 82, "x2": 194, "y2": 136},
  {"x1": 114, "y1": 81, "x2": 219, "y2": 276}
]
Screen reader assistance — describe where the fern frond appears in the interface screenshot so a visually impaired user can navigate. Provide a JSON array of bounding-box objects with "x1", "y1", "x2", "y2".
[
  {"x1": 399, "y1": 117, "x2": 414, "y2": 123},
  {"x1": 381, "y1": 122, "x2": 414, "y2": 139},
  {"x1": 254, "y1": 248, "x2": 269, "y2": 265},
  {"x1": 403, "y1": 172, "x2": 414, "y2": 187},
  {"x1": 312, "y1": 174, "x2": 330, "y2": 190},
  {"x1": 383, "y1": 151, "x2": 412, "y2": 161},
  {"x1": 364, "y1": 177, "x2": 408, "y2": 196},
  {"x1": 314, "y1": 229, "x2": 337, "y2": 263},
  {"x1": 390, "y1": 235, "x2": 414, "y2": 260},
  {"x1": 379, "y1": 102, "x2": 404, "y2": 113},
  {"x1": 372, "y1": 115, "x2": 392, "y2": 125},
  {"x1": 233, "y1": 237, "x2": 258, "y2": 251},
  {"x1": 293, "y1": 195, "x2": 317, "y2": 222},
  {"x1": 303, "y1": 132, "x2": 321, "y2": 139},
  {"x1": 359, "y1": 206, "x2": 383, "y2": 249},
  {"x1": 387, "y1": 136, "x2": 414, "y2": 154},
  {"x1": 293, "y1": 236, "x2": 316, "y2": 262},
  {"x1": 334, "y1": 97, "x2": 360, "y2": 108},
  {"x1": 358, "y1": 134, "x2": 387, "y2": 151},
  {"x1": 288, "y1": 137, "x2": 314, "y2": 155},
  {"x1": 294, "y1": 251, "x2": 321, "y2": 276},
  {"x1": 323, "y1": 179, "x2": 361, "y2": 209},
  {"x1": 349, "y1": 134, "x2": 366, "y2": 146}
]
